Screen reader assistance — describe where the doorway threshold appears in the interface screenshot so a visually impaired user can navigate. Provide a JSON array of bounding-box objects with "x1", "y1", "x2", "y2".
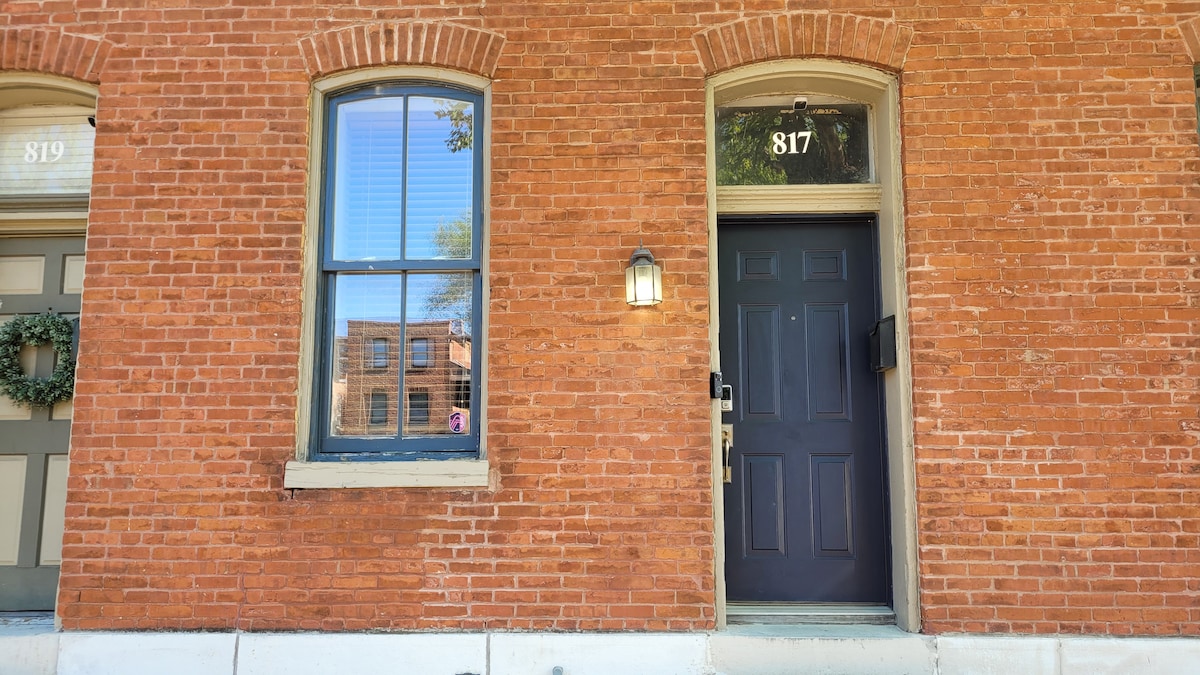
[{"x1": 726, "y1": 603, "x2": 895, "y2": 626}]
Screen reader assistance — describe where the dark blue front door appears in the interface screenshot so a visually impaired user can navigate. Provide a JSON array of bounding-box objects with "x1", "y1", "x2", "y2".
[{"x1": 719, "y1": 215, "x2": 890, "y2": 603}]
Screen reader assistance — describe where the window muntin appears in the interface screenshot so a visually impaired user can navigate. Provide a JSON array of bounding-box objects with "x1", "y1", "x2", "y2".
[
  {"x1": 316, "y1": 82, "x2": 482, "y2": 460},
  {"x1": 716, "y1": 95, "x2": 871, "y2": 185}
]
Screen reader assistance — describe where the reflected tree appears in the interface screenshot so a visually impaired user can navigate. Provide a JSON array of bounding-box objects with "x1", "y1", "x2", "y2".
[
  {"x1": 716, "y1": 109, "x2": 788, "y2": 185},
  {"x1": 424, "y1": 211, "x2": 473, "y2": 329},
  {"x1": 421, "y1": 99, "x2": 476, "y2": 329},
  {"x1": 716, "y1": 106, "x2": 869, "y2": 185},
  {"x1": 434, "y1": 100, "x2": 473, "y2": 153}
]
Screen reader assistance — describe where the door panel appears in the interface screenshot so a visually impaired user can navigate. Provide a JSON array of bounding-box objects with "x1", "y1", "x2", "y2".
[
  {"x1": 744, "y1": 453, "x2": 786, "y2": 555},
  {"x1": 720, "y1": 216, "x2": 889, "y2": 604},
  {"x1": 741, "y1": 306, "x2": 781, "y2": 418},
  {"x1": 0, "y1": 236, "x2": 82, "y2": 611}
]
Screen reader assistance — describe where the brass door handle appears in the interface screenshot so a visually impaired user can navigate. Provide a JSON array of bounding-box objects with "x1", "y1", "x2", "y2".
[{"x1": 721, "y1": 424, "x2": 733, "y2": 484}]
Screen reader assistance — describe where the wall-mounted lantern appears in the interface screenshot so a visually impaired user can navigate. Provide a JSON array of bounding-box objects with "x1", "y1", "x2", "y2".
[{"x1": 625, "y1": 244, "x2": 663, "y2": 307}]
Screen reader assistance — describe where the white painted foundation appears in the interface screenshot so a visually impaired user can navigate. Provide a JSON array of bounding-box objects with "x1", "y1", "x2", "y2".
[{"x1": 4, "y1": 621, "x2": 1200, "y2": 675}]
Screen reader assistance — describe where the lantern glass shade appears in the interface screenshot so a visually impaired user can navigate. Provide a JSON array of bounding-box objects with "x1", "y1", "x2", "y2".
[{"x1": 625, "y1": 251, "x2": 662, "y2": 306}]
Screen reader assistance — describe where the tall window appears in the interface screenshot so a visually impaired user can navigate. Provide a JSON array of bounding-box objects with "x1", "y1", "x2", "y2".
[{"x1": 315, "y1": 82, "x2": 481, "y2": 459}]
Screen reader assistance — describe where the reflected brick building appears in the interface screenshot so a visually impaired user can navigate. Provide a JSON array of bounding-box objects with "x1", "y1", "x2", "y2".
[{"x1": 336, "y1": 319, "x2": 471, "y2": 436}]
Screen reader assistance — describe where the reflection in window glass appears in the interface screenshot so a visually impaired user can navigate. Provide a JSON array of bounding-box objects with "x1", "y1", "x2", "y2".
[
  {"x1": 333, "y1": 97, "x2": 405, "y2": 260},
  {"x1": 407, "y1": 391, "x2": 430, "y2": 429},
  {"x1": 371, "y1": 338, "x2": 389, "y2": 368},
  {"x1": 410, "y1": 337, "x2": 429, "y2": 367},
  {"x1": 327, "y1": 274, "x2": 402, "y2": 438},
  {"x1": 402, "y1": 273, "x2": 472, "y2": 438},
  {"x1": 368, "y1": 391, "x2": 389, "y2": 427},
  {"x1": 405, "y1": 97, "x2": 474, "y2": 260},
  {"x1": 716, "y1": 102, "x2": 870, "y2": 185},
  {"x1": 454, "y1": 373, "x2": 470, "y2": 409}
]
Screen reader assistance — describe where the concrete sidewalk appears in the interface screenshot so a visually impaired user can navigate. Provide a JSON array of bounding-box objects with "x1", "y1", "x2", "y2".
[{"x1": 3, "y1": 618, "x2": 1199, "y2": 675}]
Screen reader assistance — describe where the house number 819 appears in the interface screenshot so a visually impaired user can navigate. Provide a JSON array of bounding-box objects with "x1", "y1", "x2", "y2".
[
  {"x1": 771, "y1": 131, "x2": 812, "y2": 155},
  {"x1": 24, "y1": 141, "x2": 65, "y2": 163}
]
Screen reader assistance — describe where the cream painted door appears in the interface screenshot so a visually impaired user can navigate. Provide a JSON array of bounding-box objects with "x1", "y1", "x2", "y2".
[{"x1": 0, "y1": 236, "x2": 83, "y2": 610}]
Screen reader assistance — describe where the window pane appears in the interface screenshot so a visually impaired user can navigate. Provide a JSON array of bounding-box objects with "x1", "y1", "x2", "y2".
[
  {"x1": 368, "y1": 391, "x2": 389, "y2": 426},
  {"x1": 333, "y1": 97, "x2": 405, "y2": 261},
  {"x1": 716, "y1": 101, "x2": 870, "y2": 185},
  {"x1": 328, "y1": 274, "x2": 402, "y2": 438},
  {"x1": 371, "y1": 338, "x2": 389, "y2": 368},
  {"x1": 0, "y1": 109, "x2": 96, "y2": 196},
  {"x1": 403, "y1": 273, "x2": 473, "y2": 437},
  {"x1": 407, "y1": 391, "x2": 430, "y2": 428},
  {"x1": 410, "y1": 337, "x2": 429, "y2": 368},
  {"x1": 405, "y1": 96, "x2": 474, "y2": 260}
]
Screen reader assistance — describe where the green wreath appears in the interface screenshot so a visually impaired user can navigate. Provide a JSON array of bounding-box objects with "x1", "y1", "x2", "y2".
[{"x1": 0, "y1": 313, "x2": 76, "y2": 408}]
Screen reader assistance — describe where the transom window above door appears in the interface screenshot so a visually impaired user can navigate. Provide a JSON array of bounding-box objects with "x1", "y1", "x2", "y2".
[
  {"x1": 715, "y1": 95, "x2": 871, "y2": 186},
  {"x1": 0, "y1": 106, "x2": 95, "y2": 200}
]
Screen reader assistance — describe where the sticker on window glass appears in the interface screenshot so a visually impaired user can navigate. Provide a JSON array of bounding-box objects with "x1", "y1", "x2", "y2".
[{"x1": 449, "y1": 411, "x2": 466, "y2": 434}]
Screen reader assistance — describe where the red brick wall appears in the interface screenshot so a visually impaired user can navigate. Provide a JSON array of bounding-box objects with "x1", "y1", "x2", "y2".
[
  {"x1": 898, "y1": 3, "x2": 1200, "y2": 635},
  {"x1": 2, "y1": 1, "x2": 1198, "y2": 635}
]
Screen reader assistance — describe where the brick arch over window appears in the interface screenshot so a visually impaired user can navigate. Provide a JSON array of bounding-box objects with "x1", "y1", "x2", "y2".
[
  {"x1": 1180, "y1": 16, "x2": 1200, "y2": 60},
  {"x1": 298, "y1": 22, "x2": 506, "y2": 79},
  {"x1": 693, "y1": 13, "x2": 913, "y2": 76},
  {"x1": 0, "y1": 29, "x2": 109, "y2": 83}
]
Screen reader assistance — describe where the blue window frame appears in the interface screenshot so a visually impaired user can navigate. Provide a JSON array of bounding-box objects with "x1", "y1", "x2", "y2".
[{"x1": 314, "y1": 81, "x2": 482, "y2": 460}]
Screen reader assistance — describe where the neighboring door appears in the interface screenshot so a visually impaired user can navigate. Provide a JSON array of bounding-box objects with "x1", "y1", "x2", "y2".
[
  {"x1": 720, "y1": 215, "x2": 889, "y2": 603},
  {"x1": 0, "y1": 236, "x2": 83, "y2": 610}
]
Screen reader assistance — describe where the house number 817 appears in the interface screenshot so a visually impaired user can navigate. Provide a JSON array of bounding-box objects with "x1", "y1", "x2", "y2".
[
  {"x1": 24, "y1": 141, "x2": 65, "y2": 163},
  {"x1": 771, "y1": 131, "x2": 812, "y2": 155}
]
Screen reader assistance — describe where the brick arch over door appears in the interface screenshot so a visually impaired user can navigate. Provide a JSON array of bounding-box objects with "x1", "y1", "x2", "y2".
[
  {"x1": 1180, "y1": 16, "x2": 1200, "y2": 60},
  {"x1": 0, "y1": 29, "x2": 110, "y2": 84},
  {"x1": 693, "y1": 13, "x2": 913, "y2": 76},
  {"x1": 298, "y1": 22, "x2": 506, "y2": 79}
]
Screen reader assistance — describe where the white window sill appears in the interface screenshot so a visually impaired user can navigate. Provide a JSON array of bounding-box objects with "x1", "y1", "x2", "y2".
[{"x1": 284, "y1": 459, "x2": 489, "y2": 489}]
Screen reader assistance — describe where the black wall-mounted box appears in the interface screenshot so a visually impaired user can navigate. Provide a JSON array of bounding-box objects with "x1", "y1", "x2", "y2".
[{"x1": 870, "y1": 315, "x2": 897, "y2": 372}]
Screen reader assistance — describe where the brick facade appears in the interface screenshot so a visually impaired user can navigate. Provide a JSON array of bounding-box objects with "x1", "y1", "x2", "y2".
[{"x1": 2, "y1": 1, "x2": 1197, "y2": 635}]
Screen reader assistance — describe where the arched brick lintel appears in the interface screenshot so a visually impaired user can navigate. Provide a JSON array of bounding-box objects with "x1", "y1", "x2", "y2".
[
  {"x1": 1179, "y1": 16, "x2": 1200, "y2": 62},
  {"x1": 299, "y1": 22, "x2": 506, "y2": 79},
  {"x1": 693, "y1": 13, "x2": 913, "y2": 76},
  {"x1": 0, "y1": 28, "x2": 109, "y2": 83}
]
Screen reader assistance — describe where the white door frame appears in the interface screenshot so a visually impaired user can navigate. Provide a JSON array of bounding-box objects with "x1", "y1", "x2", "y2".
[{"x1": 705, "y1": 59, "x2": 918, "y2": 630}]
